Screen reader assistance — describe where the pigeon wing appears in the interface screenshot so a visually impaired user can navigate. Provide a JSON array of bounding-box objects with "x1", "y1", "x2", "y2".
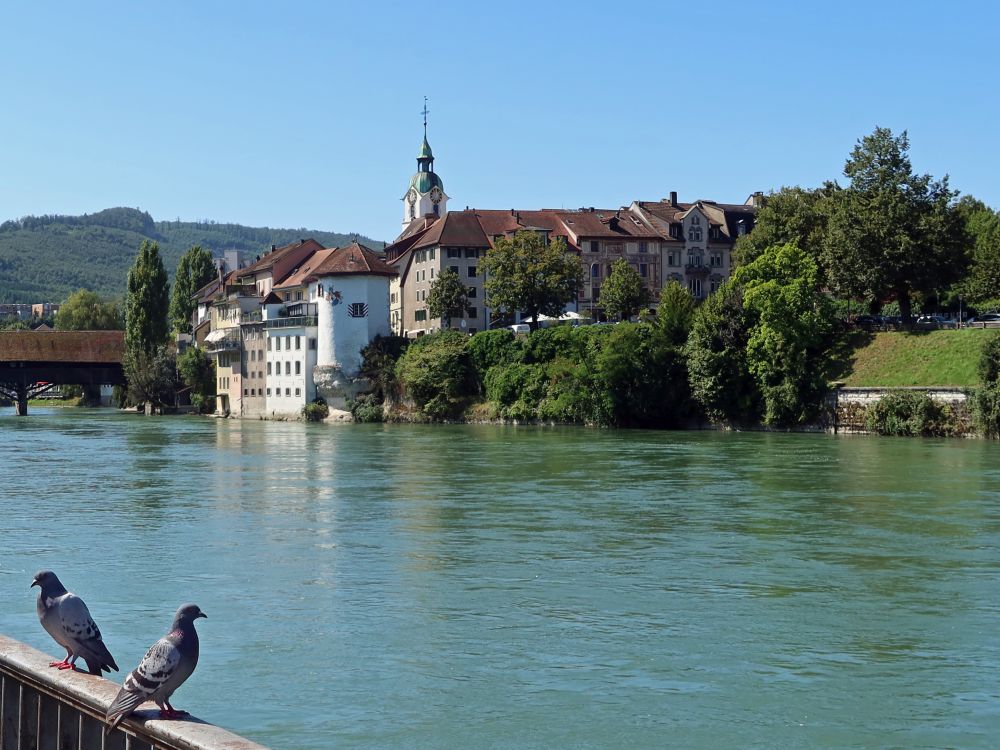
[
  {"x1": 105, "y1": 638, "x2": 180, "y2": 731},
  {"x1": 57, "y1": 594, "x2": 119, "y2": 673}
]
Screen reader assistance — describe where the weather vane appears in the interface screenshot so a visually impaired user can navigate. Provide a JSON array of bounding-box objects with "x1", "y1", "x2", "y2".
[{"x1": 421, "y1": 96, "x2": 429, "y2": 137}]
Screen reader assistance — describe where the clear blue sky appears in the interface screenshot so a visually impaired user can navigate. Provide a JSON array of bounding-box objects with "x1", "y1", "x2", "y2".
[{"x1": 2, "y1": 1, "x2": 997, "y2": 242}]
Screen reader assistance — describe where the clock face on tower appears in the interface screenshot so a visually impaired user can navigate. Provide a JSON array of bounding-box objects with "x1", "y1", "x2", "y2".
[
  {"x1": 430, "y1": 187, "x2": 442, "y2": 204},
  {"x1": 407, "y1": 189, "x2": 417, "y2": 207}
]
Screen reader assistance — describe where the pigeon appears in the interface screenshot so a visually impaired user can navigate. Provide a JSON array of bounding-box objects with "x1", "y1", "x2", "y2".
[
  {"x1": 104, "y1": 603, "x2": 206, "y2": 733},
  {"x1": 31, "y1": 570, "x2": 119, "y2": 675}
]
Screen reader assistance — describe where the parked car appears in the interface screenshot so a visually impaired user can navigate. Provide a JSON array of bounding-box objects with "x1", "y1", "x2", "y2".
[
  {"x1": 915, "y1": 315, "x2": 955, "y2": 329},
  {"x1": 968, "y1": 312, "x2": 1000, "y2": 324},
  {"x1": 509, "y1": 323, "x2": 530, "y2": 334}
]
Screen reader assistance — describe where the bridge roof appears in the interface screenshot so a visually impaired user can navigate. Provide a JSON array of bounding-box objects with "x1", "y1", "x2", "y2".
[{"x1": 0, "y1": 331, "x2": 125, "y2": 363}]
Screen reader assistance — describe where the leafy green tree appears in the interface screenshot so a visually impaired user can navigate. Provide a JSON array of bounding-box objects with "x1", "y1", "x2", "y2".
[
  {"x1": 123, "y1": 346, "x2": 177, "y2": 412},
  {"x1": 685, "y1": 284, "x2": 759, "y2": 424},
  {"x1": 655, "y1": 281, "x2": 695, "y2": 346},
  {"x1": 177, "y1": 345, "x2": 216, "y2": 413},
  {"x1": 124, "y1": 240, "x2": 170, "y2": 354},
  {"x1": 481, "y1": 231, "x2": 585, "y2": 331},
  {"x1": 599, "y1": 259, "x2": 650, "y2": 321},
  {"x1": 123, "y1": 240, "x2": 171, "y2": 411},
  {"x1": 732, "y1": 243, "x2": 836, "y2": 426},
  {"x1": 395, "y1": 330, "x2": 474, "y2": 418},
  {"x1": 170, "y1": 245, "x2": 215, "y2": 333},
  {"x1": 734, "y1": 184, "x2": 838, "y2": 268},
  {"x1": 956, "y1": 197, "x2": 1000, "y2": 305},
  {"x1": 823, "y1": 127, "x2": 968, "y2": 322},
  {"x1": 426, "y1": 267, "x2": 469, "y2": 329},
  {"x1": 55, "y1": 289, "x2": 122, "y2": 330}
]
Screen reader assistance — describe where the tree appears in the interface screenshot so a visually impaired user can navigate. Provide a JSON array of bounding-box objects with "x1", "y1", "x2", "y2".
[
  {"x1": 956, "y1": 197, "x2": 1000, "y2": 306},
  {"x1": 177, "y1": 346, "x2": 216, "y2": 413},
  {"x1": 169, "y1": 245, "x2": 215, "y2": 333},
  {"x1": 55, "y1": 289, "x2": 122, "y2": 330},
  {"x1": 731, "y1": 243, "x2": 836, "y2": 426},
  {"x1": 823, "y1": 127, "x2": 969, "y2": 322},
  {"x1": 599, "y1": 259, "x2": 650, "y2": 321},
  {"x1": 125, "y1": 240, "x2": 170, "y2": 354},
  {"x1": 655, "y1": 281, "x2": 695, "y2": 346},
  {"x1": 685, "y1": 284, "x2": 759, "y2": 424},
  {"x1": 123, "y1": 240, "x2": 171, "y2": 412},
  {"x1": 426, "y1": 268, "x2": 469, "y2": 329},
  {"x1": 481, "y1": 231, "x2": 585, "y2": 331},
  {"x1": 733, "y1": 184, "x2": 838, "y2": 268}
]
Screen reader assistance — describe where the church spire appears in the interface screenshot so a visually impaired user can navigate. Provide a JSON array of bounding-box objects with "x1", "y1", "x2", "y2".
[{"x1": 402, "y1": 97, "x2": 447, "y2": 231}]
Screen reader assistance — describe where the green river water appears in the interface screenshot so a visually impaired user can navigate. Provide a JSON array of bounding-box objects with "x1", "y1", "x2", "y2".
[{"x1": 1, "y1": 408, "x2": 998, "y2": 748}]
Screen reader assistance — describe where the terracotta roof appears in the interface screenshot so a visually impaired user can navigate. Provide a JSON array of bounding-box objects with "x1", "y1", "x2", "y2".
[
  {"x1": 0, "y1": 331, "x2": 125, "y2": 363},
  {"x1": 310, "y1": 242, "x2": 398, "y2": 278},
  {"x1": 193, "y1": 270, "x2": 237, "y2": 303},
  {"x1": 236, "y1": 239, "x2": 326, "y2": 278},
  {"x1": 273, "y1": 248, "x2": 337, "y2": 290},
  {"x1": 261, "y1": 291, "x2": 284, "y2": 305}
]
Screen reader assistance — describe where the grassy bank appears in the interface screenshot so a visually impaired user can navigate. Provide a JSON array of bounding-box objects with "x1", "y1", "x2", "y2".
[{"x1": 837, "y1": 329, "x2": 998, "y2": 387}]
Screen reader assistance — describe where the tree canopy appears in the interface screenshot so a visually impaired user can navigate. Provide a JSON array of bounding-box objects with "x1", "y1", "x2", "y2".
[
  {"x1": 124, "y1": 240, "x2": 170, "y2": 354},
  {"x1": 481, "y1": 231, "x2": 585, "y2": 331},
  {"x1": 55, "y1": 289, "x2": 122, "y2": 330},
  {"x1": 426, "y1": 267, "x2": 469, "y2": 329},
  {"x1": 956, "y1": 197, "x2": 1000, "y2": 306},
  {"x1": 599, "y1": 258, "x2": 650, "y2": 321},
  {"x1": 169, "y1": 245, "x2": 215, "y2": 333},
  {"x1": 822, "y1": 127, "x2": 968, "y2": 321}
]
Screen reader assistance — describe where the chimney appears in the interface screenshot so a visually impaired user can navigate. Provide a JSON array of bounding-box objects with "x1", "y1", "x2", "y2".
[
  {"x1": 669, "y1": 191, "x2": 678, "y2": 207},
  {"x1": 270, "y1": 244, "x2": 276, "y2": 252},
  {"x1": 751, "y1": 191, "x2": 765, "y2": 208}
]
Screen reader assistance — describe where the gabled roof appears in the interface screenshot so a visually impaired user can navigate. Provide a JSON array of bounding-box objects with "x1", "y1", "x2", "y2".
[
  {"x1": 193, "y1": 269, "x2": 237, "y2": 303},
  {"x1": 273, "y1": 248, "x2": 338, "y2": 290},
  {"x1": 310, "y1": 242, "x2": 397, "y2": 278},
  {"x1": 261, "y1": 291, "x2": 285, "y2": 305},
  {"x1": 236, "y1": 239, "x2": 326, "y2": 279}
]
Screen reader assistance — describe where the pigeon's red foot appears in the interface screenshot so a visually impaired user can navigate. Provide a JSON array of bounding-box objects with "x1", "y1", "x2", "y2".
[{"x1": 49, "y1": 659, "x2": 73, "y2": 670}]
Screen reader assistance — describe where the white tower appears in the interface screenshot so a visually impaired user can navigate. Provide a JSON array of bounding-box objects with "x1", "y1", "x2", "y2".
[{"x1": 402, "y1": 99, "x2": 448, "y2": 231}]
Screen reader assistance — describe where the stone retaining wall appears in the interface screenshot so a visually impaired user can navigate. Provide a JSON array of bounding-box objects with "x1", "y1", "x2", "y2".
[{"x1": 828, "y1": 386, "x2": 971, "y2": 434}]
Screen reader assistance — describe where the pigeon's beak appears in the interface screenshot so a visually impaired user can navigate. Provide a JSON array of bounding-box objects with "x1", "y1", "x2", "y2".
[
  {"x1": 198, "y1": 612, "x2": 207, "y2": 619},
  {"x1": 29, "y1": 580, "x2": 38, "y2": 589}
]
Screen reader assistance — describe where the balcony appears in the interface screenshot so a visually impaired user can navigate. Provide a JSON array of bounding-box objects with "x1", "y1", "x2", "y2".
[
  {"x1": 240, "y1": 310, "x2": 262, "y2": 324},
  {"x1": 263, "y1": 316, "x2": 317, "y2": 330},
  {"x1": 684, "y1": 264, "x2": 710, "y2": 276}
]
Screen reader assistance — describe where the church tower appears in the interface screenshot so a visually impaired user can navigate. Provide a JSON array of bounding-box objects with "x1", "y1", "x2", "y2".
[{"x1": 402, "y1": 99, "x2": 448, "y2": 231}]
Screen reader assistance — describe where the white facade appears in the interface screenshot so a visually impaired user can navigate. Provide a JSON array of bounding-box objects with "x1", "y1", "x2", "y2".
[
  {"x1": 310, "y1": 274, "x2": 391, "y2": 379},
  {"x1": 264, "y1": 327, "x2": 318, "y2": 416}
]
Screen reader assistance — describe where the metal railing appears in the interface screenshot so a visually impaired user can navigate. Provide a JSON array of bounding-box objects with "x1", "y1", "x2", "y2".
[
  {"x1": 262, "y1": 316, "x2": 317, "y2": 330},
  {"x1": 0, "y1": 633, "x2": 270, "y2": 750}
]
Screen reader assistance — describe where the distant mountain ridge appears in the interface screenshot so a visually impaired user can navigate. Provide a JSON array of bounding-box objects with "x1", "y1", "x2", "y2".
[{"x1": 0, "y1": 207, "x2": 384, "y2": 303}]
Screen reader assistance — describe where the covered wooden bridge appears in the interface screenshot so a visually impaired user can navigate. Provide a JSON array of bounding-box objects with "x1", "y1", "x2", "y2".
[{"x1": 0, "y1": 331, "x2": 125, "y2": 415}]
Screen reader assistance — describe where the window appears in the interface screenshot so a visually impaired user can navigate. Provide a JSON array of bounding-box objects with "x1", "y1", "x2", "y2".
[
  {"x1": 295, "y1": 388, "x2": 301, "y2": 397},
  {"x1": 639, "y1": 263, "x2": 648, "y2": 278},
  {"x1": 414, "y1": 309, "x2": 427, "y2": 322},
  {"x1": 429, "y1": 248, "x2": 435, "y2": 260},
  {"x1": 267, "y1": 361, "x2": 271, "y2": 375},
  {"x1": 710, "y1": 280, "x2": 720, "y2": 294},
  {"x1": 308, "y1": 338, "x2": 316, "y2": 350},
  {"x1": 710, "y1": 253, "x2": 723, "y2": 268},
  {"x1": 267, "y1": 337, "x2": 272, "y2": 351},
  {"x1": 468, "y1": 266, "x2": 477, "y2": 278},
  {"x1": 638, "y1": 241, "x2": 648, "y2": 253},
  {"x1": 243, "y1": 389, "x2": 248, "y2": 396},
  {"x1": 285, "y1": 388, "x2": 290, "y2": 397},
  {"x1": 465, "y1": 248, "x2": 479, "y2": 258},
  {"x1": 589, "y1": 241, "x2": 599, "y2": 253},
  {"x1": 296, "y1": 291, "x2": 303, "y2": 301},
  {"x1": 467, "y1": 307, "x2": 478, "y2": 318},
  {"x1": 447, "y1": 248, "x2": 461, "y2": 258},
  {"x1": 688, "y1": 278, "x2": 703, "y2": 298},
  {"x1": 250, "y1": 350, "x2": 255, "y2": 362},
  {"x1": 295, "y1": 336, "x2": 301, "y2": 350},
  {"x1": 449, "y1": 265, "x2": 459, "y2": 275},
  {"x1": 285, "y1": 361, "x2": 291, "y2": 375},
  {"x1": 430, "y1": 268, "x2": 434, "y2": 278},
  {"x1": 467, "y1": 286, "x2": 477, "y2": 298},
  {"x1": 348, "y1": 303, "x2": 369, "y2": 318},
  {"x1": 267, "y1": 388, "x2": 271, "y2": 397},
  {"x1": 591, "y1": 263, "x2": 600, "y2": 278},
  {"x1": 295, "y1": 361, "x2": 301, "y2": 375},
  {"x1": 390, "y1": 292, "x2": 397, "y2": 303}
]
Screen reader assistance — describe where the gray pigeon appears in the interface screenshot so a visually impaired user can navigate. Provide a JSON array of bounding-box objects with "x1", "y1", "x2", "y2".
[
  {"x1": 104, "y1": 603, "x2": 206, "y2": 733},
  {"x1": 31, "y1": 570, "x2": 119, "y2": 675}
]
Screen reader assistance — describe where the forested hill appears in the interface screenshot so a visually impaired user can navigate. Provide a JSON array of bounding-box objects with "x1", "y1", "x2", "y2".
[{"x1": 0, "y1": 207, "x2": 385, "y2": 302}]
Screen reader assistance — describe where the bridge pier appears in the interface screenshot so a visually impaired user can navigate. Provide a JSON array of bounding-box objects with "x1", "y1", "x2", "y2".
[{"x1": 15, "y1": 385, "x2": 28, "y2": 417}]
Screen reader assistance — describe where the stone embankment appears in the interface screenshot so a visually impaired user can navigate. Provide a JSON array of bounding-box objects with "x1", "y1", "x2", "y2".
[{"x1": 826, "y1": 386, "x2": 971, "y2": 434}]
